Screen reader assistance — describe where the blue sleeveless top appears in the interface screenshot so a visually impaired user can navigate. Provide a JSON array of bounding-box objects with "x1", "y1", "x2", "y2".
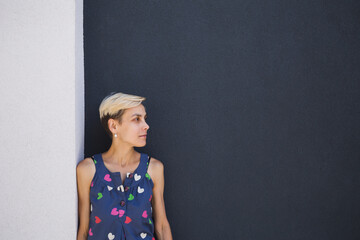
[{"x1": 88, "y1": 152, "x2": 155, "y2": 240}]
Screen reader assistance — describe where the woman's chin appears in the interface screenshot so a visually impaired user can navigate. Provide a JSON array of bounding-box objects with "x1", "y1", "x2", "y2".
[{"x1": 135, "y1": 141, "x2": 147, "y2": 147}]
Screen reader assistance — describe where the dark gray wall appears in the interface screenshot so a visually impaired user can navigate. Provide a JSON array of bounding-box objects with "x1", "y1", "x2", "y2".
[{"x1": 84, "y1": 1, "x2": 360, "y2": 239}]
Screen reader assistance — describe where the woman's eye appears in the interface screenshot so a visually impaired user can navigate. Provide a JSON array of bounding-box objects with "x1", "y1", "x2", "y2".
[{"x1": 135, "y1": 117, "x2": 147, "y2": 121}]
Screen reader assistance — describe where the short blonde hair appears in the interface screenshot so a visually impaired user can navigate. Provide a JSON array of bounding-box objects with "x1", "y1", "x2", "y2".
[{"x1": 99, "y1": 92, "x2": 146, "y2": 139}]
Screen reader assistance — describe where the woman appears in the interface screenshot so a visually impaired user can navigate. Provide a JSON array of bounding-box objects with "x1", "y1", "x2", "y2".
[{"x1": 77, "y1": 92, "x2": 173, "y2": 240}]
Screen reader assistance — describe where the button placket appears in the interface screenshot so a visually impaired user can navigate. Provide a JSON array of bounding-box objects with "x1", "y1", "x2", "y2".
[
  {"x1": 118, "y1": 172, "x2": 133, "y2": 209},
  {"x1": 115, "y1": 173, "x2": 127, "y2": 210},
  {"x1": 124, "y1": 171, "x2": 133, "y2": 193}
]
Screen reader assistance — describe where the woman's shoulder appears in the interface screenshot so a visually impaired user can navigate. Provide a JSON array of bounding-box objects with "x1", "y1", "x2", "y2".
[
  {"x1": 147, "y1": 156, "x2": 164, "y2": 182},
  {"x1": 77, "y1": 157, "x2": 95, "y2": 168},
  {"x1": 76, "y1": 157, "x2": 96, "y2": 181},
  {"x1": 148, "y1": 156, "x2": 163, "y2": 168}
]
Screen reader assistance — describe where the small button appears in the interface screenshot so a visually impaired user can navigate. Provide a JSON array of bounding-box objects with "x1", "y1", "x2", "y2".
[
  {"x1": 128, "y1": 173, "x2": 133, "y2": 178},
  {"x1": 120, "y1": 200, "x2": 125, "y2": 206},
  {"x1": 124, "y1": 186, "x2": 129, "y2": 191}
]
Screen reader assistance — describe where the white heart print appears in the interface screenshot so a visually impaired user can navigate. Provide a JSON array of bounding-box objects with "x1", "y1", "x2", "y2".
[
  {"x1": 140, "y1": 232, "x2": 147, "y2": 239},
  {"x1": 138, "y1": 186, "x2": 144, "y2": 193},
  {"x1": 134, "y1": 173, "x2": 141, "y2": 181},
  {"x1": 108, "y1": 232, "x2": 115, "y2": 240},
  {"x1": 91, "y1": 204, "x2": 93, "y2": 212},
  {"x1": 107, "y1": 186, "x2": 113, "y2": 191}
]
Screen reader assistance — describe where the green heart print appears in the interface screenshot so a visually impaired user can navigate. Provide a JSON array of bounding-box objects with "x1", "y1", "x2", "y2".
[
  {"x1": 128, "y1": 193, "x2": 134, "y2": 201},
  {"x1": 97, "y1": 192, "x2": 103, "y2": 200}
]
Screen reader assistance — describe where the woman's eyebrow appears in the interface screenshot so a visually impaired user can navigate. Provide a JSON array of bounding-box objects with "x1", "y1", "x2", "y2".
[{"x1": 131, "y1": 113, "x2": 147, "y2": 117}]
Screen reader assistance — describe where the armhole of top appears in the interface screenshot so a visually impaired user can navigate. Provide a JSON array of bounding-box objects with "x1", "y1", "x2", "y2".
[
  {"x1": 147, "y1": 155, "x2": 151, "y2": 170},
  {"x1": 90, "y1": 155, "x2": 97, "y2": 169},
  {"x1": 87, "y1": 156, "x2": 97, "y2": 186}
]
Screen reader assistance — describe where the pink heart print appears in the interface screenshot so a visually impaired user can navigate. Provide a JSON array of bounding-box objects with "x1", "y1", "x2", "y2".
[
  {"x1": 104, "y1": 174, "x2": 112, "y2": 182},
  {"x1": 118, "y1": 210, "x2": 125, "y2": 217},
  {"x1": 142, "y1": 210, "x2": 148, "y2": 218},
  {"x1": 111, "y1": 208, "x2": 125, "y2": 217},
  {"x1": 111, "y1": 208, "x2": 118, "y2": 215}
]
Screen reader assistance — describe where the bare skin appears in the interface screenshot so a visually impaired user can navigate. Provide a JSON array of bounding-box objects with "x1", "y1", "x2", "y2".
[{"x1": 76, "y1": 104, "x2": 173, "y2": 240}]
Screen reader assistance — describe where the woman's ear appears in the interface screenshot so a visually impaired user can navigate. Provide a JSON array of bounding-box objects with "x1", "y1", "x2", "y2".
[{"x1": 108, "y1": 118, "x2": 118, "y2": 134}]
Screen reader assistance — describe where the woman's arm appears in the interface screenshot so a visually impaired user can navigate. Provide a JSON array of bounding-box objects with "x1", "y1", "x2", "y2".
[
  {"x1": 76, "y1": 158, "x2": 95, "y2": 240},
  {"x1": 148, "y1": 158, "x2": 173, "y2": 240}
]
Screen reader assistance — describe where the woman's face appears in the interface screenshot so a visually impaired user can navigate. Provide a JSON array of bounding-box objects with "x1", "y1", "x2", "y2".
[{"x1": 114, "y1": 104, "x2": 149, "y2": 147}]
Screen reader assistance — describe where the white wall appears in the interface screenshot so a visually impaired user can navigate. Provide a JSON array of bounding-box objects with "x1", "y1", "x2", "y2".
[{"x1": 0, "y1": 0, "x2": 83, "y2": 239}]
